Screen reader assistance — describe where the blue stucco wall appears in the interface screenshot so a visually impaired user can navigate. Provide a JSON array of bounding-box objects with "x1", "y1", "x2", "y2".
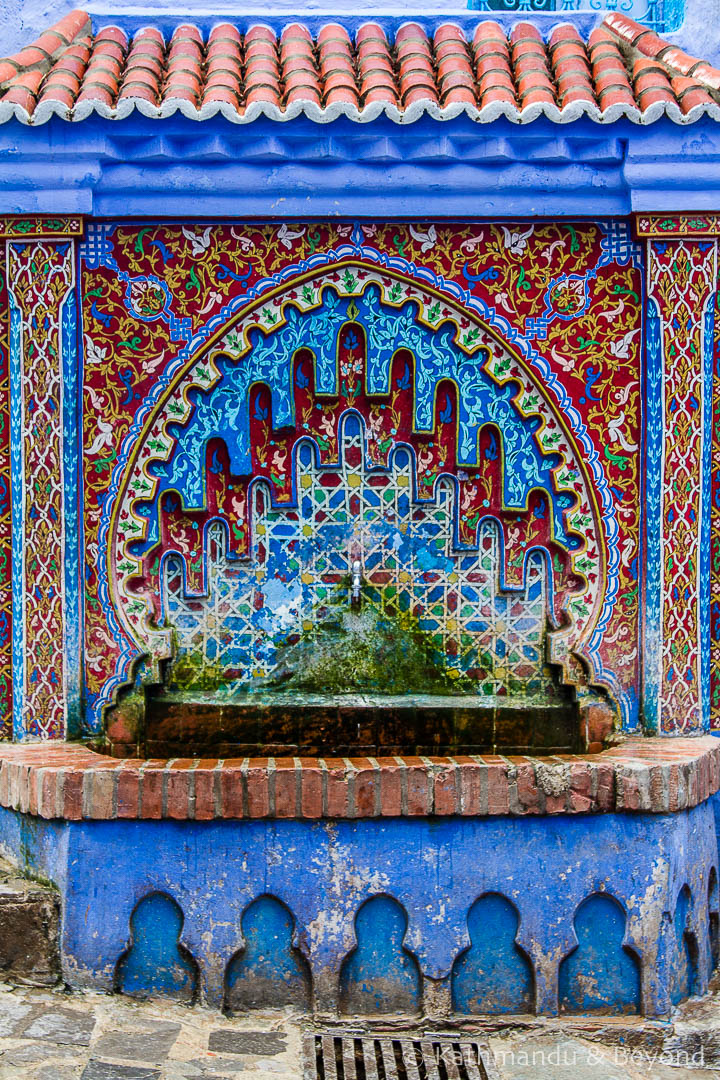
[
  {"x1": 3, "y1": 114, "x2": 720, "y2": 219},
  {"x1": 0, "y1": 804, "x2": 716, "y2": 1018}
]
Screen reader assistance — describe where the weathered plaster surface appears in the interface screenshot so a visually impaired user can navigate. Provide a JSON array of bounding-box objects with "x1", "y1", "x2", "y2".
[{"x1": 0, "y1": 802, "x2": 715, "y2": 1018}]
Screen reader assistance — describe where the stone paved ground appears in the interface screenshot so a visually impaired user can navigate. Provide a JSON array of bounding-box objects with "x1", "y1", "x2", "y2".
[
  {"x1": 0, "y1": 984, "x2": 719, "y2": 1079},
  {"x1": 0, "y1": 987, "x2": 304, "y2": 1079}
]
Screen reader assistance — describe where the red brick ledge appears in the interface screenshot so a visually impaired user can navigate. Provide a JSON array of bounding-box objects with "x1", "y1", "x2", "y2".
[{"x1": 0, "y1": 739, "x2": 717, "y2": 821}]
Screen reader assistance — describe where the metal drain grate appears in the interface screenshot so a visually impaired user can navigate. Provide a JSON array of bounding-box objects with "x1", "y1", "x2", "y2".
[{"x1": 305, "y1": 1033, "x2": 500, "y2": 1080}]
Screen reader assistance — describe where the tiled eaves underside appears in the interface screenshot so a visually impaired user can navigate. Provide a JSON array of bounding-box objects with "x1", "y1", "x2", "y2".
[
  {"x1": 0, "y1": 738, "x2": 717, "y2": 821},
  {"x1": 0, "y1": 9, "x2": 720, "y2": 127}
]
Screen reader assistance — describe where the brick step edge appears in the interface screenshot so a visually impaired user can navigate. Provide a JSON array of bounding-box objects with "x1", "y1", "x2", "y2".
[{"x1": 0, "y1": 738, "x2": 717, "y2": 821}]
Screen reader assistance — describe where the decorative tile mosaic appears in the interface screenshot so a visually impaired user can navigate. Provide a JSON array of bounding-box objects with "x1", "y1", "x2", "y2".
[
  {"x1": 116, "y1": 266, "x2": 602, "y2": 705},
  {"x1": 6, "y1": 239, "x2": 75, "y2": 739},
  {"x1": 165, "y1": 421, "x2": 555, "y2": 699},
  {"x1": 710, "y1": 269, "x2": 720, "y2": 726},
  {"x1": 0, "y1": 262, "x2": 10, "y2": 737},
  {"x1": 636, "y1": 214, "x2": 720, "y2": 239},
  {"x1": 0, "y1": 217, "x2": 83, "y2": 240},
  {"x1": 647, "y1": 238, "x2": 717, "y2": 734},
  {"x1": 78, "y1": 223, "x2": 643, "y2": 733},
  {"x1": 3, "y1": 219, "x2": 720, "y2": 739}
]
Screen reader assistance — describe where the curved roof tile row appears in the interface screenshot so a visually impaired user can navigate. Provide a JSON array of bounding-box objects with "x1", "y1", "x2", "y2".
[{"x1": 0, "y1": 8, "x2": 718, "y2": 125}]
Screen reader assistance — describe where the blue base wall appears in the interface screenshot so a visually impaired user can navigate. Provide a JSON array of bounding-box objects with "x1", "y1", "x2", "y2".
[{"x1": 0, "y1": 806, "x2": 716, "y2": 1019}]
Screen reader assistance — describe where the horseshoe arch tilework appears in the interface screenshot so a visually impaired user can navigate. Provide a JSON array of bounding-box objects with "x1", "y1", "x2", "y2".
[
  {"x1": 109, "y1": 264, "x2": 605, "y2": 710},
  {"x1": 79, "y1": 224, "x2": 642, "y2": 734}
]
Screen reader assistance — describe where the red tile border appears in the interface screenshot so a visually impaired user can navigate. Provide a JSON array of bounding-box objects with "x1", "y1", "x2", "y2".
[{"x1": 0, "y1": 738, "x2": 717, "y2": 821}]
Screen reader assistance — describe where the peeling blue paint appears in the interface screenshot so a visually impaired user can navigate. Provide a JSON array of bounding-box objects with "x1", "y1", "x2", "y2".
[
  {"x1": 559, "y1": 894, "x2": 641, "y2": 1015},
  {"x1": 0, "y1": 804, "x2": 716, "y2": 1018}
]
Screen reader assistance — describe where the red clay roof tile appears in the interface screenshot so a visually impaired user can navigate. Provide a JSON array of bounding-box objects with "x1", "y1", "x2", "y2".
[
  {"x1": 672, "y1": 75, "x2": 715, "y2": 113},
  {"x1": 691, "y1": 62, "x2": 720, "y2": 93},
  {"x1": 2, "y1": 9, "x2": 719, "y2": 124}
]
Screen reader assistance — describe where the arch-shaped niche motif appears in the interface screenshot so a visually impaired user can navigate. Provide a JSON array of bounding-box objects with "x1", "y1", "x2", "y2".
[
  {"x1": 339, "y1": 894, "x2": 422, "y2": 1016},
  {"x1": 559, "y1": 892, "x2": 640, "y2": 1015},
  {"x1": 224, "y1": 895, "x2": 311, "y2": 1013},
  {"x1": 115, "y1": 891, "x2": 198, "y2": 1002},
  {"x1": 109, "y1": 261, "x2": 606, "y2": 700},
  {"x1": 452, "y1": 893, "x2": 534, "y2": 1015},
  {"x1": 672, "y1": 885, "x2": 699, "y2": 1006}
]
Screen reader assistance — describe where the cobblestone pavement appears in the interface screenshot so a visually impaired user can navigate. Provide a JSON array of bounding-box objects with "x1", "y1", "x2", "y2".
[
  {"x1": 0, "y1": 987, "x2": 303, "y2": 1080},
  {"x1": 0, "y1": 984, "x2": 719, "y2": 1079}
]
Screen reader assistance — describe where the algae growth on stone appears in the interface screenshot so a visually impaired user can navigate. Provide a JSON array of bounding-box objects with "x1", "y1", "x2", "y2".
[
  {"x1": 165, "y1": 587, "x2": 479, "y2": 696},
  {"x1": 265, "y1": 592, "x2": 476, "y2": 696}
]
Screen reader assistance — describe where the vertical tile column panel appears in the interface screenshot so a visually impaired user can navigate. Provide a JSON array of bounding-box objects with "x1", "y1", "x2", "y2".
[
  {"x1": 644, "y1": 284, "x2": 663, "y2": 734},
  {"x1": 5, "y1": 232, "x2": 80, "y2": 739},
  {"x1": 711, "y1": 287, "x2": 720, "y2": 726},
  {"x1": 644, "y1": 235, "x2": 717, "y2": 734},
  {"x1": 0, "y1": 246, "x2": 12, "y2": 738}
]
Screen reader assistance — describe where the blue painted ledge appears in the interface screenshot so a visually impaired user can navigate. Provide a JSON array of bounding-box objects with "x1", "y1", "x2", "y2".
[
  {"x1": 0, "y1": 114, "x2": 719, "y2": 217},
  {"x1": 0, "y1": 802, "x2": 717, "y2": 1019}
]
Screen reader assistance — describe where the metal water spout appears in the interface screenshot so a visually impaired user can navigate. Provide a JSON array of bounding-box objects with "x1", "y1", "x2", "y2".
[{"x1": 350, "y1": 558, "x2": 363, "y2": 610}]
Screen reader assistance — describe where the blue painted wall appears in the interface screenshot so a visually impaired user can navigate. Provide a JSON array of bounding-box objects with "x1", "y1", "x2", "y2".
[
  {"x1": 116, "y1": 891, "x2": 198, "y2": 1001},
  {"x1": 0, "y1": 115, "x2": 719, "y2": 218},
  {"x1": 0, "y1": 804, "x2": 716, "y2": 1018},
  {"x1": 558, "y1": 894, "x2": 641, "y2": 1014}
]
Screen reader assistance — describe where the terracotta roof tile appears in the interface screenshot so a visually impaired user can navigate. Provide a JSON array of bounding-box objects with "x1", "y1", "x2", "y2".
[
  {"x1": 658, "y1": 47, "x2": 702, "y2": 77},
  {"x1": 203, "y1": 23, "x2": 242, "y2": 109},
  {"x1": 2, "y1": 9, "x2": 719, "y2": 125},
  {"x1": 604, "y1": 12, "x2": 720, "y2": 99},
  {"x1": 3, "y1": 68, "x2": 44, "y2": 109},
  {"x1": 672, "y1": 75, "x2": 715, "y2": 113},
  {"x1": 317, "y1": 25, "x2": 358, "y2": 108},
  {"x1": 691, "y1": 62, "x2": 720, "y2": 93}
]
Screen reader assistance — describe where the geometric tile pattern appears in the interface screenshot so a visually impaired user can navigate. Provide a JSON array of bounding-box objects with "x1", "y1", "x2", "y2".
[
  {"x1": 165, "y1": 421, "x2": 554, "y2": 698},
  {"x1": 712, "y1": 285, "x2": 720, "y2": 725},
  {"x1": 646, "y1": 238, "x2": 717, "y2": 733},
  {"x1": 0, "y1": 265, "x2": 11, "y2": 737},
  {"x1": 6, "y1": 239, "x2": 75, "y2": 738}
]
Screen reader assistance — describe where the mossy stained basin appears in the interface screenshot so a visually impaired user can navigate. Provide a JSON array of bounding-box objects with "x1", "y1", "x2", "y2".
[{"x1": 143, "y1": 690, "x2": 579, "y2": 757}]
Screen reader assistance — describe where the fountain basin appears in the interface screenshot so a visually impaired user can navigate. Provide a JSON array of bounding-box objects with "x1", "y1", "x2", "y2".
[{"x1": 142, "y1": 691, "x2": 579, "y2": 758}]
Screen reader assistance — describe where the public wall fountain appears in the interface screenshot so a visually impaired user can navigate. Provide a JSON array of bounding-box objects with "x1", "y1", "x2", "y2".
[
  {"x1": 101, "y1": 277, "x2": 597, "y2": 759},
  {"x1": 0, "y1": 10, "x2": 720, "y2": 1013},
  {"x1": 139, "y1": 409, "x2": 579, "y2": 758}
]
